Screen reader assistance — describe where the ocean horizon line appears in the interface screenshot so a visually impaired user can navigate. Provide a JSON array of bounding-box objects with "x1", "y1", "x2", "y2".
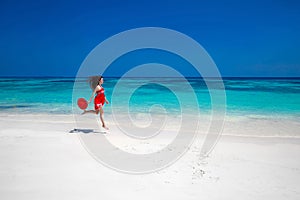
[{"x1": 1, "y1": 76, "x2": 300, "y2": 79}]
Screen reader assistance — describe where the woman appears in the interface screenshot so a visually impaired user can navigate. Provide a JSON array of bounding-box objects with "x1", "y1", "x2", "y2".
[{"x1": 82, "y1": 75, "x2": 109, "y2": 130}]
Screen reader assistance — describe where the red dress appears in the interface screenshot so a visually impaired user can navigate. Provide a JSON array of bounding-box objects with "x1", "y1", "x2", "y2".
[{"x1": 94, "y1": 87, "x2": 105, "y2": 110}]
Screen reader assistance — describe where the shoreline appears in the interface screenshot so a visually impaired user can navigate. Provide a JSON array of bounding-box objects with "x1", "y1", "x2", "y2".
[{"x1": 0, "y1": 112, "x2": 299, "y2": 138}]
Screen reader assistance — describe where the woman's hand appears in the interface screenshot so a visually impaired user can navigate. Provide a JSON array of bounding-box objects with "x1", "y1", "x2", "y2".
[{"x1": 105, "y1": 100, "x2": 109, "y2": 104}]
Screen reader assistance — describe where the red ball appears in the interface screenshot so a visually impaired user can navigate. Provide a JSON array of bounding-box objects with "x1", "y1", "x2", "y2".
[{"x1": 77, "y1": 98, "x2": 88, "y2": 110}]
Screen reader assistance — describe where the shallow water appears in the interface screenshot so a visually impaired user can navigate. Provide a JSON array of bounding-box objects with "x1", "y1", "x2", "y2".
[{"x1": 0, "y1": 77, "x2": 299, "y2": 120}]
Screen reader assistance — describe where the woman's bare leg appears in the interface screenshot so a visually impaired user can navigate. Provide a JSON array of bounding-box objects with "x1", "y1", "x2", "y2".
[
  {"x1": 81, "y1": 110, "x2": 97, "y2": 115},
  {"x1": 99, "y1": 107, "x2": 108, "y2": 130}
]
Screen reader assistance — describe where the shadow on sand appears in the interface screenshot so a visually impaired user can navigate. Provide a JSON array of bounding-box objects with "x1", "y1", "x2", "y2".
[
  {"x1": 69, "y1": 128, "x2": 106, "y2": 134},
  {"x1": 69, "y1": 128, "x2": 94, "y2": 133}
]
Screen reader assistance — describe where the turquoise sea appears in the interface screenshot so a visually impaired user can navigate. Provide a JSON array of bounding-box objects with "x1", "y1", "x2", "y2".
[{"x1": 0, "y1": 77, "x2": 300, "y2": 120}]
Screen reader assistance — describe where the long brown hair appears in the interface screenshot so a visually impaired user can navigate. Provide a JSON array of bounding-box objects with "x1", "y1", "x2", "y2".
[{"x1": 88, "y1": 75, "x2": 103, "y2": 90}]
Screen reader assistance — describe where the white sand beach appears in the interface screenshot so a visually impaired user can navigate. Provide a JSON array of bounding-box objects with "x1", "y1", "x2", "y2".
[{"x1": 0, "y1": 113, "x2": 299, "y2": 200}]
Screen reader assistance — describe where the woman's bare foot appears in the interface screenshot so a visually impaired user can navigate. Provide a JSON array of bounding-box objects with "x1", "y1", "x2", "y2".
[
  {"x1": 81, "y1": 110, "x2": 87, "y2": 115},
  {"x1": 102, "y1": 125, "x2": 109, "y2": 130}
]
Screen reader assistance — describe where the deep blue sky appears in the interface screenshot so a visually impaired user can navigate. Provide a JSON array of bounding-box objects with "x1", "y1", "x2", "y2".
[{"x1": 0, "y1": 0, "x2": 299, "y2": 77}]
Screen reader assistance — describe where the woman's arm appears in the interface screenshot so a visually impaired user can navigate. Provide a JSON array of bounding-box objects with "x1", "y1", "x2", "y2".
[
  {"x1": 105, "y1": 96, "x2": 109, "y2": 104},
  {"x1": 88, "y1": 86, "x2": 99, "y2": 103}
]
